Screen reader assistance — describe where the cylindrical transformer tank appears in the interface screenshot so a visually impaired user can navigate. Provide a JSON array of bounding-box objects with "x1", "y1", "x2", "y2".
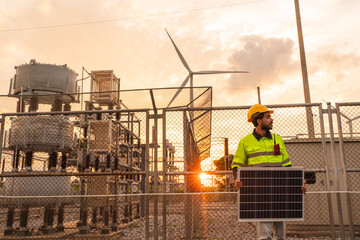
[
  {"x1": 11, "y1": 60, "x2": 77, "y2": 103},
  {"x1": 9, "y1": 116, "x2": 74, "y2": 152}
]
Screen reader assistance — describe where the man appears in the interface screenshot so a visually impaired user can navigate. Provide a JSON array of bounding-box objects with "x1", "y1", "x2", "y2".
[{"x1": 231, "y1": 104, "x2": 292, "y2": 240}]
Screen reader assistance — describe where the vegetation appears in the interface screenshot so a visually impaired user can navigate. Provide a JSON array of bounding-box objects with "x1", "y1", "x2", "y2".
[
  {"x1": 213, "y1": 154, "x2": 234, "y2": 171},
  {"x1": 211, "y1": 154, "x2": 234, "y2": 190}
]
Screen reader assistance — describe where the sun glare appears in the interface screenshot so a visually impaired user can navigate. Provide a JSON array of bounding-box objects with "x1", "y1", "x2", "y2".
[
  {"x1": 200, "y1": 173, "x2": 209, "y2": 180},
  {"x1": 200, "y1": 173, "x2": 213, "y2": 187}
]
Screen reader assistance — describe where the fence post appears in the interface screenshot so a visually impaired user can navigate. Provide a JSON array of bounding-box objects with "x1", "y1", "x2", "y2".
[
  {"x1": 335, "y1": 103, "x2": 355, "y2": 239},
  {"x1": 319, "y1": 104, "x2": 337, "y2": 239},
  {"x1": 327, "y1": 102, "x2": 346, "y2": 239},
  {"x1": 0, "y1": 116, "x2": 5, "y2": 173},
  {"x1": 224, "y1": 138, "x2": 229, "y2": 193},
  {"x1": 162, "y1": 109, "x2": 167, "y2": 240},
  {"x1": 183, "y1": 111, "x2": 192, "y2": 240},
  {"x1": 145, "y1": 110, "x2": 150, "y2": 240},
  {"x1": 153, "y1": 111, "x2": 159, "y2": 240}
]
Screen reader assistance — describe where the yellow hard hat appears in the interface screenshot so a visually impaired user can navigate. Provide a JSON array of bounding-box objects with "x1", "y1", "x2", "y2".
[{"x1": 247, "y1": 104, "x2": 274, "y2": 122}]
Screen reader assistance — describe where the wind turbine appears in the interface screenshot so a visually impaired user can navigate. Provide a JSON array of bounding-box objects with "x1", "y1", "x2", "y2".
[{"x1": 165, "y1": 29, "x2": 248, "y2": 108}]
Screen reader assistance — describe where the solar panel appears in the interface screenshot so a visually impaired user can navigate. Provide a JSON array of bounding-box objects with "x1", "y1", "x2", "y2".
[{"x1": 237, "y1": 167, "x2": 304, "y2": 222}]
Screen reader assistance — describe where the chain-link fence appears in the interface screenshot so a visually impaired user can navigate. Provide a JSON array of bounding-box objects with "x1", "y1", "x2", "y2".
[
  {"x1": 162, "y1": 104, "x2": 339, "y2": 239},
  {"x1": 0, "y1": 101, "x2": 360, "y2": 239},
  {"x1": 335, "y1": 102, "x2": 360, "y2": 239}
]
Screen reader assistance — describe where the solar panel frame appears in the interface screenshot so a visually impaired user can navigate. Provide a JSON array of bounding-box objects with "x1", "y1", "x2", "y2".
[{"x1": 237, "y1": 167, "x2": 304, "y2": 222}]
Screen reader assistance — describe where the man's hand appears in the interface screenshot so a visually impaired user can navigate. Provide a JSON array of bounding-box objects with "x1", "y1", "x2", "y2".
[
  {"x1": 302, "y1": 179, "x2": 307, "y2": 194},
  {"x1": 235, "y1": 179, "x2": 243, "y2": 190}
]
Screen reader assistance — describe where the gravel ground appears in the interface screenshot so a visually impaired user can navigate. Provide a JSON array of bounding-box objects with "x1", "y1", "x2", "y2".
[
  {"x1": 121, "y1": 214, "x2": 346, "y2": 240},
  {"x1": 0, "y1": 205, "x2": 356, "y2": 239}
]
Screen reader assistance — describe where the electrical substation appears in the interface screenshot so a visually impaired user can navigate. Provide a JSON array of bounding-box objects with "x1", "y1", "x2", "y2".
[
  {"x1": 1, "y1": 60, "x2": 145, "y2": 238},
  {"x1": 0, "y1": 35, "x2": 360, "y2": 239}
]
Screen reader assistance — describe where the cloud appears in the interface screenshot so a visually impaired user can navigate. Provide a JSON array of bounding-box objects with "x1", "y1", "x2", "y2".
[
  {"x1": 225, "y1": 35, "x2": 298, "y2": 92},
  {"x1": 309, "y1": 49, "x2": 360, "y2": 83},
  {"x1": 37, "y1": 0, "x2": 52, "y2": 15},
  {"x1": 307, "y1": 48, "x2": 360, "y2": 103},
  {"x1": 221, "y1": 36, "x2": 360, "y2": 105}
]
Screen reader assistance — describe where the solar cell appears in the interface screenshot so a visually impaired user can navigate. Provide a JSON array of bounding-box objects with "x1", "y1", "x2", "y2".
[{"x1": 237, "y1": 167, "x2": 304, "y2": 222}]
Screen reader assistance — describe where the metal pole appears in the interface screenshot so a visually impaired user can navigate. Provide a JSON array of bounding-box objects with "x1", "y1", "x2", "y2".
[
  {"x1": 294, "y1": 0, "x2": 310, "y2": 103},
  {"x1": 224, "y1": 138, "x2": 229, "y2": 171},
  {"x1": 335, "y1": 103, "x2": 355, "y2": 239},
  {"x1": 224, "y1": 138, "x2": 229, "y2": 192},
  {"x1": 190, "y1": 76, "x2": 194, "y2": 108},
  {"x1": 319, "y1": 104, "x2": 336, "y2": 239},
  {"x1": 294, "y1": 0, "x2": 315, "y2": 138},
  {"x1": 162, "y1": 109, "x2": 167, "y2": 240},
  {"x1": 81, "y1": 67, "x2": 84, "y2": 111},
  {"x1": 139, "y1": 124, "x2": 146, "y2": 219},
  {"x1": 327, "y1": 102, "x2": 346, "y2": 239},
  {"x1": 257, "y1": 86, "x2": 261, "y2": 104},
  {"x1": 183, "y1": 111, "x2": 192, "y2": 240},
  {"x1": 149, "y1": 89, "x2": 159, "y2": 240},
  {"x1": 349, "y1": 122, "x2": 353, "y2": 138},
  {"x1": 0, "y1": 116, "x2": 5, "y2": 172},
  {"x1": 130, "y1": 113, "x2": 134, "y2": 170},
  {"x1": 20, "y1": 86, "x2": 24, "y2": 113},
  {"x1": 145, "y1": 110, "x2": 150, "y2": 240},
  {"x1": 153, "y1": 111, "x2": 158, "y2": 240}
]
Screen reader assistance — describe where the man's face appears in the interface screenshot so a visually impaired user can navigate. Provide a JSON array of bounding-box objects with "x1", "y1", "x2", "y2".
[{"x1": 259, "y1": 112, "x2": 273, "y2": 130}]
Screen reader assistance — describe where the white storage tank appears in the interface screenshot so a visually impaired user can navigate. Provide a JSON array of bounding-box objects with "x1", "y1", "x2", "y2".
[{"x1": 10, "y1": 60, "x2": 77, "y2": 102}]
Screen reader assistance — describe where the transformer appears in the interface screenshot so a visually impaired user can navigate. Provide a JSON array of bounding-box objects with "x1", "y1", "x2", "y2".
[
  {"x1": 10, "y1": 59, "x2": 78, "y2": 104},
  {"x1": 9, "y1": 116, "x2": 74, "y2": 152},
  {"x1": 90, "y1": 70, "x2": 120, "y2": 107}
]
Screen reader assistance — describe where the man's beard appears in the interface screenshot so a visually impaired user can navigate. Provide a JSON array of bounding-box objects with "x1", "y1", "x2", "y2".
[{"x1": 261, "y1": 122, "x2": 273, "y2": 131}]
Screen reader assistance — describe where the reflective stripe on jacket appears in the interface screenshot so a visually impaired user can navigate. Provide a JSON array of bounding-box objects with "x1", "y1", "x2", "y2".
[{"x1": 231, "y1": 132, "x2": 291, "y2": 168}]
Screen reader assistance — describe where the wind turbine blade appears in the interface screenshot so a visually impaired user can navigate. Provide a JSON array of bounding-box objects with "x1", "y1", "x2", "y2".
[
  {"x1": 194, "y1": 70, "x2": 248, "y2": 75},
  {"x1": 167, "y1": 75, "x2": 190, "y2": 108},
  {"x1": 165, "y1": 29, "x2": 192, "y2": 73}
]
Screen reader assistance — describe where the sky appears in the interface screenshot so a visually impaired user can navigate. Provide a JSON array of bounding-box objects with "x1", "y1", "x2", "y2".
[{"x1": 1, "y1": 0, "x2": 359, "y2": 108}]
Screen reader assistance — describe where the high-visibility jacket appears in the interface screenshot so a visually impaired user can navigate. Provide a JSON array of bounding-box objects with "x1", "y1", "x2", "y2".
[{"x1": 231, "y1": 131, "x2": 291, "y2": 168}]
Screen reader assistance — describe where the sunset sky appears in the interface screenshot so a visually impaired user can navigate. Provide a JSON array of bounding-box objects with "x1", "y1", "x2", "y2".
[{"x1": 1, "y1": 0, "x2": 359, "y2": 107}]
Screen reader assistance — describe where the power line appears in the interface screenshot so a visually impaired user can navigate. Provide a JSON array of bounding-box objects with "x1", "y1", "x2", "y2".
[{"x1": 0, "y1": 0, "x2": 267, "y2": 32}]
